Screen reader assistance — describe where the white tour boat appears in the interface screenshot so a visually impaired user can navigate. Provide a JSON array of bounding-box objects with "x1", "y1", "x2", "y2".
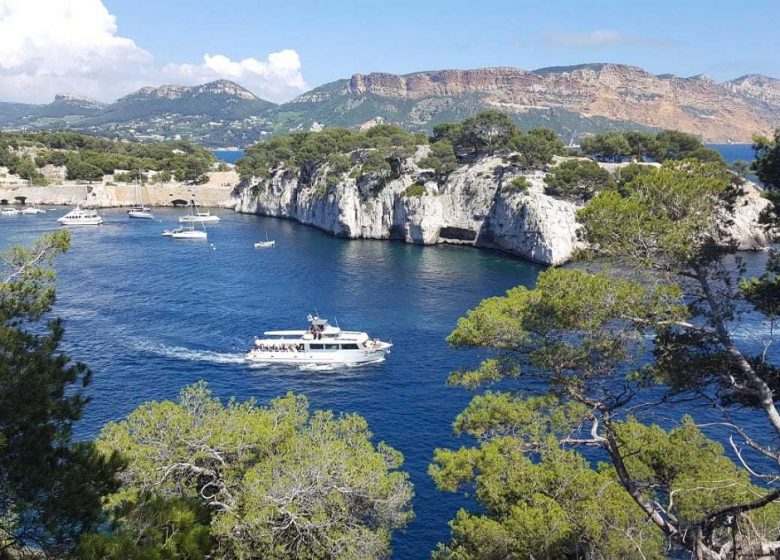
[
  {"x1": 245, "y1": 315, "x2": 392, "y2": 365},
  {"x1": 21, "y1": 205, "x2": 46, "y2": 215},
  {"x1": 57, "y1": 206, "x2": 103, "y2": 226}
]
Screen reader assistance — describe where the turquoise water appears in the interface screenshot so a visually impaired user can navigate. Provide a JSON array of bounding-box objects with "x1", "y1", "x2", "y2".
[{"x1": 0, "y1": 209, "x2": 541, "y2": 558}]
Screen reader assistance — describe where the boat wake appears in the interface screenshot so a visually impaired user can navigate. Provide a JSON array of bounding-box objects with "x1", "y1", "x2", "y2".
[{"x1": 136, "y1": 342, "x2": 246, "y2": 365}]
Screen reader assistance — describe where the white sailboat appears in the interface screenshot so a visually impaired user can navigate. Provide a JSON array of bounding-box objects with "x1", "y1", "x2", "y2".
[
  {"x1": 254, "y1": 230, "x2": 275, "y2": 248},
  {"x1": 179, "y1": 201, "x2": 220, "y2": 223},
  {"x1": 127, "y1": 180, "x2": 154, "y2": 219},
  {"x1": 165, "y1": 225, "x2": 207, "y2": 239},
  {"x1": 164, "y1": 204, "x2": 207, "y2": 239},
  {"x1": 57, "y1": 205, "x2": 103, "y2": 226}
]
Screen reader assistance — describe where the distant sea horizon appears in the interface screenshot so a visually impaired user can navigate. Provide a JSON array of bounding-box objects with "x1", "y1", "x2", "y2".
[{"x1": 214, "y1": 144, "x2": 756, "y2": 165}]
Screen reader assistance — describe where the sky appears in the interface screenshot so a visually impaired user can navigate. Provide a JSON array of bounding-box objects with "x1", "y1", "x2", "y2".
[{"x1": 1, "y1": 0, "x2": 778, "y2": 104}]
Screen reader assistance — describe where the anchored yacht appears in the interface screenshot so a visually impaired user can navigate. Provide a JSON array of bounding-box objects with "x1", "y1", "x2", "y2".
[
  {"x1": 57, "y1": 206, "x2": 103, "y2": 226},
  {"x1": 245, "y1": 315, "x2": 392, "y2": 365},
  {"x1": 162, "y1": 225, "x2": 207, "y2": 239},
  {"x1": 21, "y1": 205, "x2": 46, "y2": 215},
  {"x1": 128, "y1": 182, "x2": 154, "y2": 219},
  {"x1": 128, "y1": 206, "x2": 154, "y2": 219},
  {"x1": 179, "y1": 211, "x2": 220, "y2": 223}
]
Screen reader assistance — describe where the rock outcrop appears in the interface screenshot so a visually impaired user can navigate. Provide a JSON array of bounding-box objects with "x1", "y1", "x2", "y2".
[{"x1": 233, "y1": 153, "x2": 774, "y2": 266}]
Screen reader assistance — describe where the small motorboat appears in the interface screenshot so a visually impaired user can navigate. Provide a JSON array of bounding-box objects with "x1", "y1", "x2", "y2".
[
  {"x1": 57, "y1": 206, "x2": 103, "y2": 226},
  {"x1": 21, "y1": 205, "x2": 46, "y2": 215},
  {"x1": 1, "y1": 207, "x2": 20, "y2": 216}
]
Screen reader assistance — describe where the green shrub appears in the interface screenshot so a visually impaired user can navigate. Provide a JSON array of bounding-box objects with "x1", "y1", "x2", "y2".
[
  {"x1": 506, "y1": 176, "x2": 529, "y2": 192},
  {"x1": 544, "y1": 160, "x2": 614, "y2": 201},
  {"x1": 403, "y1": 182, "x2": 427, "y2": 197}
]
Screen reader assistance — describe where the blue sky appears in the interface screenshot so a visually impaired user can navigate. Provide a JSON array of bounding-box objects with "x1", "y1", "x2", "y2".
[
  {"x1": 104, "y1": 0, "x2": 779, "y2": 85},
  {"x1": 1, "y1": 0, "x2": 778, "y2": 103}
]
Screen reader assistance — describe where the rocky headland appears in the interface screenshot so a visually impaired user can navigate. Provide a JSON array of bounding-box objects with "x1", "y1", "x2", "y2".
[{"x1": 232, "y1": 149, "x2": 774, "y2": 265}]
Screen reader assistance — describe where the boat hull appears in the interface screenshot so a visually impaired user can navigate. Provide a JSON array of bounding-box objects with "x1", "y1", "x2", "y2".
[
  {"x1": 245, "y1": 348, "x2": 389, "y2": 365},
  {"x1": 58, "y1": 218, "x2": 103, "y2": 225},
  {"x1": 171, "y1": 231, "x2": 207, "y2": 239},
  {"x1": 128, "y1": 211, "x2": 154, "y2": 219},
  {"x1": 179, "y1": 216, "x2": 220, "y2": 223}
]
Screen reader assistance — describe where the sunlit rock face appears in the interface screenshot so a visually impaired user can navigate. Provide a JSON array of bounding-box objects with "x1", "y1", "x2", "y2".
[{"x1": 234, "y1": 153, "x2": 774, "y2": 266}]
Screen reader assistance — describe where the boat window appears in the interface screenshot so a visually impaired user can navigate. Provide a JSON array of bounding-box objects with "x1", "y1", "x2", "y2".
[
  {"x1": 341, "y1": 344, "x2": 359, "y2": 350},
  {"x1": 309, "y1": 344, "x2": 324, "y2": 350},
  {"x1": 324, "y1": 344, "x2": 339, "y2": 350}
]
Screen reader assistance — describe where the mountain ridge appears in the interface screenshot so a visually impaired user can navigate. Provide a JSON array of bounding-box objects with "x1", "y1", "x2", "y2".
[{"x1": 1, "y1": 65, "x2": 778, "y2": 146}]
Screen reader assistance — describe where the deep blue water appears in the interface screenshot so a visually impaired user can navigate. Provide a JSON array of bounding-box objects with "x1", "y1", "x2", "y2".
[
  {"x1": 0, "y1": 209, "x2": 541, "y2": 558},
  {"x1": 213, "y1": 150, "x2": 244, "y2": 164},
  {"x1": 708, "y1": 143, "x2": 754, "y2": 163}
]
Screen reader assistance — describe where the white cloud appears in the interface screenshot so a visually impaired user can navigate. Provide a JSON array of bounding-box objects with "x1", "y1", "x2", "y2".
[
  {"x1": 543, "y1": 29, "x2": 673, "y2": 49},
  {"x1": 164, "y1": 50, "x2": 308, "y2": 103},
  {"x1": 0, "y1": 0, "x2": 307, "y2": 104}
]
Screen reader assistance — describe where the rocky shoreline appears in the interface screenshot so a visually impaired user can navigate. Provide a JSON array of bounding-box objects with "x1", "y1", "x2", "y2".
[
  {"x1": 2, "y1": 160, "x2": 774, "y2": 266},
  {"x1": 232, "y1": 151, "x2": 775, "y2": 266}
]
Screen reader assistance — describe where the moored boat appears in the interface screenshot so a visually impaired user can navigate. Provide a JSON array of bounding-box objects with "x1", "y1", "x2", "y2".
[
  {"x1": 128, "y1": 182, "x2": 154, "y2": 219},
  {"x1": 254, "y1": 230, "x2": 275, "y2": 248},
  {"x1": 245, "y1": 315, "x2": 392, "y2": 365},
  {"x1": 179, "y1": 208, "x2": 220, "y2": 223},
  {"x1": 21, "y1": 205, "x2": 46, "y2": 215},
  {"x1": 1, "y1": 207, "x2": 20, "y2": 215},
  {"x1": 163, "y1": 225, "x2": 207, "y2": 239},
  {"x1": 128, "y1": 206, "x2": 154, "y2": 219}
]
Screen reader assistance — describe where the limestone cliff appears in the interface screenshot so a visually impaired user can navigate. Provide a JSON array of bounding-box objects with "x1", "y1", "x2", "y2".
[
  {"x1": 233, "y1": 152, "x2": 774, "y2": 266},
  {"x1": 292, "y1": 65, "x2": 780, "y2": 143}
]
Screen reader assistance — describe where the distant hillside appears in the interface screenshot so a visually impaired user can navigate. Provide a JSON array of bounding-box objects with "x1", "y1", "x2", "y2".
[
  {"x1": 1, "y1": 65, "x2": 778, "y2": 145},
  {"x1": 0, "y1": 80, "x2": 278, "y2": 148}
]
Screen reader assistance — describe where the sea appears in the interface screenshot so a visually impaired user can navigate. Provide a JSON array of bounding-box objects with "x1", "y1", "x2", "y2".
[{"x1": 0, "y1": 144, "x2": 774, "y2": 558}]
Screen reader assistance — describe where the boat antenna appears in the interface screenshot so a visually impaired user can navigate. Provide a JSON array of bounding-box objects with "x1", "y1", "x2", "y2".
[{"x1": 334, "y1": 316, "x2": 339, "y2": 328}]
